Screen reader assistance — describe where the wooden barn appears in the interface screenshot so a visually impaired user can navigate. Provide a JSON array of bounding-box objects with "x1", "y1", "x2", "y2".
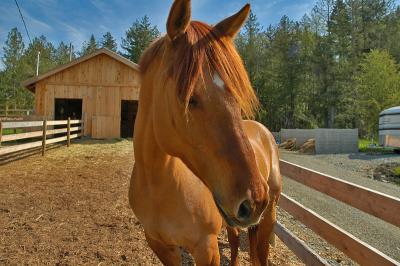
[{"x1": 22, "y1": 48, "x2": 140, "y2": 139}]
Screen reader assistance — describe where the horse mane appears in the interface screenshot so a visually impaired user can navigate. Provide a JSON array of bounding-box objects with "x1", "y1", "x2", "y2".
[{"x1": 140, "y1": 21, "x2": 259, "y2": 118}]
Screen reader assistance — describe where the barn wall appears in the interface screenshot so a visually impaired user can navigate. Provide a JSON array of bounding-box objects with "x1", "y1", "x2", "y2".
[{"x1": 33, "y1": 53, "x2": 140, "y2": 138}]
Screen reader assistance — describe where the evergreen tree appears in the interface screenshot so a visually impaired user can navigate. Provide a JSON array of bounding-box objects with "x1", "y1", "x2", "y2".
[
  {"x1": 236, "y1": 11, "x2": 263, "y2": 83},
  {"x1": 101, "y1": 32, "x2": 118, "y2": 52},
  {"x1": 356, "y1": 50, "x2": 400, "y2": 137},
  {"x1": 23, "y1": 35, "x2": 57, "y2": 75},
  {"x1": 0, "y1": 28, "x2": 29, "y2": 109},
  {"x1": 81, "y1": 34, "x2": 98, "y2": 56},
  {"x1": 382, "y1": 6, "x2": 400, "y2": 61},
  {"x1": 121, "y1": 15, "x2": 160, "y2": 63},
  {"x1": 2, "y1": 28, "x2": 25, "y2": 70},
  {"x1": 55, "y1": 41, "x2": 72, "y2": 65}
]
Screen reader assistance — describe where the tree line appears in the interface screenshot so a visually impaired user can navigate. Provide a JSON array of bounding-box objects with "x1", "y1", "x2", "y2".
[
  {"x1": 1, "y1": 0, "x2": 400, "y2": 138},
  {"x1": 237, "y1": 0, "x2": 400, "y2": 137}
]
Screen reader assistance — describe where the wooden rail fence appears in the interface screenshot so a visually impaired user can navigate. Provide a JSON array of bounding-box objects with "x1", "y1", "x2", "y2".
[
  {"x1": 274, "y1": 160, "x2": 400, "y2": 265},
  {"x1": 0, "y1": 119, "x2": 82, "y2": 156}
]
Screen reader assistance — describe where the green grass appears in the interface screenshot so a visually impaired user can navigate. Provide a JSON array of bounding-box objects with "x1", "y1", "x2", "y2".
[
  {"x1": 2, "y1": 128, "x2": 23, "y2": 135},
  {"x1": 359, "y1": 138, "x2": 393, "y2": 153},
  {"x1": 394, "y1": 167, "x2": 400, "y2": 176}
]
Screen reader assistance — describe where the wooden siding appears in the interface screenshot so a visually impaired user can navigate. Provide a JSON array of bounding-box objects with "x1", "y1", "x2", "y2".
[{"x1": 33, "y1": 53, "x2": 140, "y2": 138}]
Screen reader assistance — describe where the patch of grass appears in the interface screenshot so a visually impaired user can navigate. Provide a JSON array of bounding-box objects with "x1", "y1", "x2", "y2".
[
  {"x1": 358, "y1": 138, "x2": 393, "y2": 153},
  {"x1": 2, "y1": 129, "x2": 23, "y2": 135},
  {"x1": 394, "y1": 166, "x2": 400, "y2": 176}
]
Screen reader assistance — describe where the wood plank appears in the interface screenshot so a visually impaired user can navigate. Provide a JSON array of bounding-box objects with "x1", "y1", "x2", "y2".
[
  {"x1": 67, "y1": 118, "x2": 71, "y2": 147},
  {"x1": 42, "y1": 120, "x2": 47, "y2": 156},
  {"x1": 46, "y1": 127, "x2": 80, "y2": 135},
  {"x1": 47, "y1": 120, "x2": 68, "y2": 126},
  {"x1": 279, "y1": 193, "x2": 398, "y2": 266},
  {"x1": 70, "y1": 120, "x2": 81, "y2": 124},
  {"x1": 274, "y1": 221, "x2": 329, "y2": 266},
  {"x1": 2, "y1": 131, "x2": 43, "y2": 142},
  {"x1": 44, "y1": 82, "x2": 138, "y2": 87},
  {"x1": 280, "y1": 160, "x2": 400, "y2": 227},
  {"x1": 0, "y1": 141, "x2": 43, "y2": 155},
  {"x1": 0, "y1": 122, "x2": 3, "y2": 146},
  {"x1": 2, "y1": 121, "x2": 43, "y2": 129},
  {"x1": 46, "y1": 133, "x2": 81, "y2": 144}
]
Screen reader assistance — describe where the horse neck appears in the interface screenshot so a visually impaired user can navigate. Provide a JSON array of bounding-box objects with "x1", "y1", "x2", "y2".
[{"x1": 134, "y1": 75, "x2": 171, "y2": 178}]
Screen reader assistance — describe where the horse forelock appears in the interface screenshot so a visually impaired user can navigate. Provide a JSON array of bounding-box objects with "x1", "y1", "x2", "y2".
[{"x1": 139, "y1": 21, "x2": 259, "y2": 118}]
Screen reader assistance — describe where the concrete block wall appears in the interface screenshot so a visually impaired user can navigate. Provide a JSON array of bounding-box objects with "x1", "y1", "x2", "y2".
[
  {"x1": 281, "y1": 129, "x2": 316, "y2": 148},
  {"x1": 315, "y1": 129, "x2": 358, "y2": 154},
  {"x1": 278, "y1": 128, "x2": 358, "y2": 154}
]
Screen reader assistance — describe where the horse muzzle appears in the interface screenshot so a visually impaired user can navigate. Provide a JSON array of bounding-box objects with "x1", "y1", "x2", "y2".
[{"x1": 214, "y1": 195, "x2": 268, "y2": 228}]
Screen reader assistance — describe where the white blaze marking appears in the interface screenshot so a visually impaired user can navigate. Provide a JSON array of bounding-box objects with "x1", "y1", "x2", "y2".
[{"x1": 213, "y1": 72, "x2": 225, "y2": 90}]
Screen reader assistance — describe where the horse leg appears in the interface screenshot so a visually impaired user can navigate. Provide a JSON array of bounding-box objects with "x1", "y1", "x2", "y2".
[
  {"x1": 192, "y1": 235, "x2": 220, "y2": 266},
  {"x1": 227, "y1": 227, "x2": 239, "y2": 266},
  {"x1": 248, "y1": 225, "x2": 261, "y2": 266},
  {"x1": 128, "y1": 165, "x2": 136, "y2": 209},
  {"x1": 248, "y1": 192, "x2": 279, "y2": 266},
  {"x1": 145, "y1": 234, "x2": 181, "y2": 266}
]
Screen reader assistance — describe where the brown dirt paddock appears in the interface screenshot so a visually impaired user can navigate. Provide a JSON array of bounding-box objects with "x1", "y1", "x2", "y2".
[{"x1": 0, "y1": 139, "x2": 302, "y2": 265}]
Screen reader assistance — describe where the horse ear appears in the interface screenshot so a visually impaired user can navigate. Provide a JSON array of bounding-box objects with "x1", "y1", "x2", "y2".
[
  {"x1": 167, "y1": 0, "x2": 191, "y2": 41},
  {"x1": 214, "y1": 4, "x2": 250, "y2": 39}
]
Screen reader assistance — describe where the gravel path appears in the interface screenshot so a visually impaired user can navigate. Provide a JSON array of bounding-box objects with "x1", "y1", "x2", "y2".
[{"x1": 279, "y1": 150, "x2": 400, "y2": 263}]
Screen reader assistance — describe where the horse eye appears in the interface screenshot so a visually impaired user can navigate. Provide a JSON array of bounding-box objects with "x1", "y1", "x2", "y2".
[{"x1": 189, "y1": 97, "x2": 198, "y2": 107}]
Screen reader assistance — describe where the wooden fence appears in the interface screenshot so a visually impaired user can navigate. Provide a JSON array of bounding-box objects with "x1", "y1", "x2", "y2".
[
  {"x1": 0, "y1": 119, "x2": 82, "y2": 156},
  {"x1": 274, "y1": 160, "x2": 400, "y2": 265},
  {"x1": 0, "y1": 107, "x2": 33, "y2": 117}
]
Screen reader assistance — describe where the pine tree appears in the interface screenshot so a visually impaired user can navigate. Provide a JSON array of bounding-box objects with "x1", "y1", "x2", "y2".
[
  {"x1": 236, "y1": 11, "x2": 263, "y2": 83},
  {"x1": 23, "y1": 35, "x2": 57, "y2": 75},
  {"x1": 55, "y1": 41, "x2": 72, "y2": 65},
  {"x1": 101, "y1": 32, "x2": 118, "y2": 52},
  {"x1": 121, "y1": 15, "x2": 160, "y2": 63},
  {"x1": 0, "y1": 28, "x2": 29, "y2": 109},
  {"x1": 81, "y1": 34, "x2": 98, "y2": 56},
  {"x1": 2, "y1": 28, "x2": 24, "y2": 69}
]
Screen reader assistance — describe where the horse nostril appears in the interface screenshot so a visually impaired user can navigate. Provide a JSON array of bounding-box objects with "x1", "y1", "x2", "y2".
[{"x1": 237, "y1": 200, "x2": 252, "y2": 220}]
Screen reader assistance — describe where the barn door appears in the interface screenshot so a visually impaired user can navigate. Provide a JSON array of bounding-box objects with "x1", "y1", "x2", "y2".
[{"x1": 120, "y1": 100, "x2": 138, "y2": 138}]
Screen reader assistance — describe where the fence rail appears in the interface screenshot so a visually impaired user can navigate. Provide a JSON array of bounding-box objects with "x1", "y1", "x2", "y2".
[
  {"x1": 276, "y1": 160, "x2": 400, "y2": 265},
  {"x1": 0, "y1": 108, "x2": 33, "y2": 116},
  {"x1": 0, "y1": 118, "x2": 82, "y2": 156}
]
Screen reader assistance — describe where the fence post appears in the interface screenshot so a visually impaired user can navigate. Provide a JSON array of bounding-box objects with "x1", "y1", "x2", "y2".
[
  {"x1": 80, "y1": 119, "x2": 84, "y2": 138},
  {"x1": 67, "y1": 117, "x2": 71, "y2": 147},
  {"x1": 42, "y1": 120, "x2": 47, "y2": 156},
  {"x1": 0, "y1": 121, "x2": 3, "y2": 147}
]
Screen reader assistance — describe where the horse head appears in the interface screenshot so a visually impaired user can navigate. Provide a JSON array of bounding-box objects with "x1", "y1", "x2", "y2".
[{"x1": 139, "y1": 0, "x2": 269, "y2": 228}]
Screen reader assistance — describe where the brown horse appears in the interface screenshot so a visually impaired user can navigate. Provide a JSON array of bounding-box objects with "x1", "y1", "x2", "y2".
[{"x1": 128, "y1": 0, "x2": 281, "y2": 265}]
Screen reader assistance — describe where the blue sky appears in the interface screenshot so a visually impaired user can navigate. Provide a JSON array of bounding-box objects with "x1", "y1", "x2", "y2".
[
  {"x1": 0, "y1": 0, "x2": 319, "y2": 62},
  {"x1": 0, "y1": 0, "x2": 399, "y2": 66}
]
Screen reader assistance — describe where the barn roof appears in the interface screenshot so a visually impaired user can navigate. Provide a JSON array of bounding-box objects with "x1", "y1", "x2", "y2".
[
  {"x1": 380, "y1": 106, "x2": 400, "y2": 116},
  {"x1": 21, "y1": 48, "x2": 139, "y2": 92}
]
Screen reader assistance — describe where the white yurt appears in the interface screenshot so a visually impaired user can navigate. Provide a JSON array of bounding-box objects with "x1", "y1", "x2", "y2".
[{"x1": 379, "y1": 106, "x2": 400, "y2": 148}]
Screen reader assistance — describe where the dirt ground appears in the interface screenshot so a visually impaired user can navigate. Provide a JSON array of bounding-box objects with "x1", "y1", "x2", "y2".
[{"x1": 0, "y1": 139, "x2": 302, "y2": 265}]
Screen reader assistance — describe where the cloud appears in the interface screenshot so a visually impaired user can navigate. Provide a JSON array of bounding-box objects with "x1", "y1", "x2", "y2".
[
  {"x1": 58, "y1": 22, "x2": 88, "y2": 47},
  {"x1": 285, "y1": 1, "x2": 315, "y2": 19},
  {"x1": 90, "y1": 0, "x2": 110, "y2": 14},
  {"x1": 21, "y1": 7, "x2": 53, "y2": 35}
]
